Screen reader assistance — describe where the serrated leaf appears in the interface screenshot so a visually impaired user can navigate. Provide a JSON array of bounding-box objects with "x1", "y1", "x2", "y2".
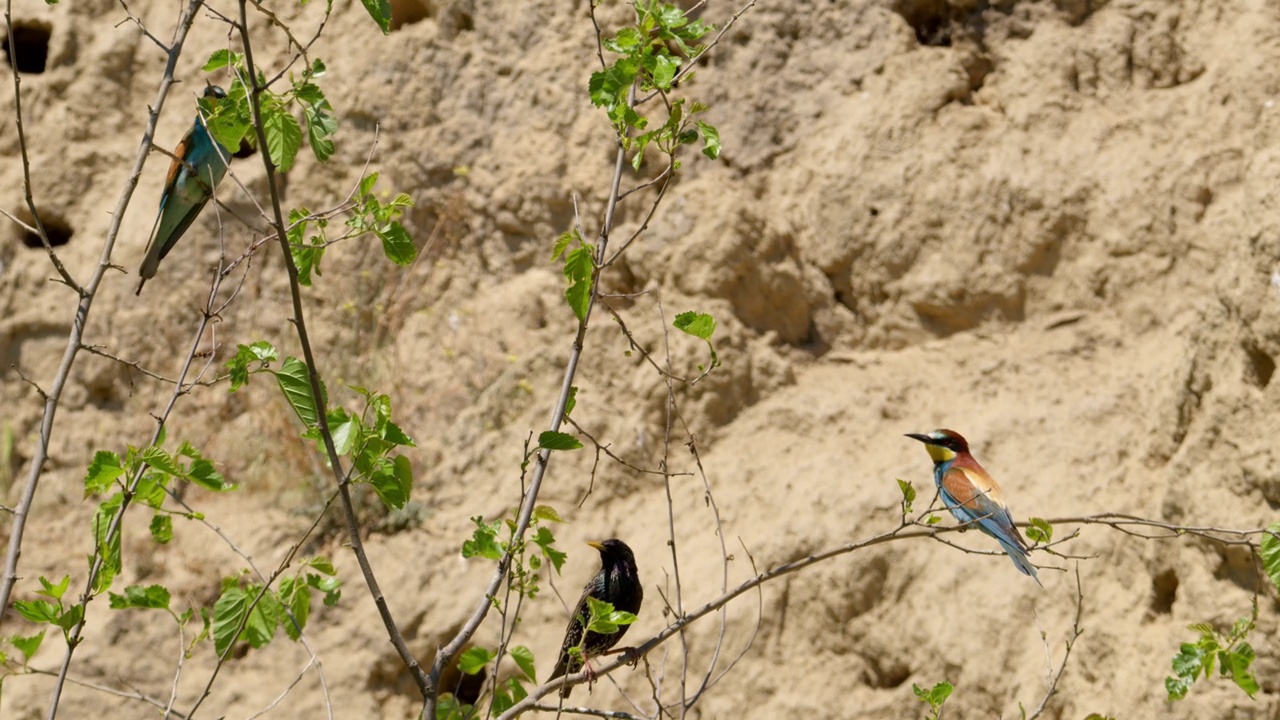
[
  {"x1": 212, "y1": 586, "x2": 248, "y2": 657},
  {"x1": 377, "y1": 221, "x2": 417, "y2": 266},
  {"x1": 358, "y1": 172, "x2": 379, "y2": 200},
  {"x1": 10, "y1": 630, "x2": 45, "y2": 662},
  {"x1": 458, "y1": 646, "x2": 493, "y2": 675},
  {"x1": 203, "y1": 49, "x2": 238, "y2": 72},
  {"x1": 280, "y1": 576, "x2": 310, "y2": 641},
  {"x1": 109, "y1": 584, "x2": 171, "y2": 610},
  {"x1": 564, "y1": 386, "x2": 578, "y2": 418},
  {"x1": 896, "y1": 478, "x2": 915, "y2": 512},
  {"x1": 1166, "y1": 674, "x2": 1192, "y2": 701},
  {"x1": 696, "y1": 120, "x2": 721, "y2": 160},
  {"x1": 92, "y1": 497, "x2": 123, "y2": 593},
  {"x1": 262, "y1": 99, "x2": 303, "y2": 172},
  {"x1": 510, "y1": 645, "x2": 536, "y2": 682},
  {"x1": 330, "y1": 410, "x2": 359, "y2": 456},
  {"x1": 14, "y1": 599, "x2": 58, "y2": 624},
  {"x1": 274, "y1": 357, "x2": 323, "y2": 429},
  {"x1": 141, "y1": 445, "x2": 182, "y2": 477},
  {"x1": 538, "y1": 431, "x2": 582, "y2": 451},
  {"x1": 533, "y1": 505, "x2": 565, "y2": 523},
  {"x1": 226, "y1": 341, "x2": 277, "y2": 391},
  {"x1": 243, "y1": 587, "x2": 282, "y2": 649},
  {"x1": 84, "y1": 451, "x2": 124, "y2": 497},
  {"x1": 532, "y1": 527, "x2": 566, "y2": 573},
  {"x1": 54, "y1": 604, "x2": 83, "y2": 633},
  {"x1": 562, "y1": 246, "x2": 594, "y2": 321},
  {"x1": 552, "y1": 230, "x2": 576, "y2": 260},
  {"x1": 673, "y1": 311, "x2": 716, "y2": 340},
  {"x1": 1260, "y1": 521, "x2": 1280, "y2": 593},
  {"x1": 1026, "y1": 517, "x2": 1053, "y2": 544},
  {"x1": 150, "y1": 514, "x2": 174, "y2": 544},
  {"x1": 307, "y1": 557, "x2": 337, "y2": 575},
  {"x1": 359, "y1": 0, "x2": 391, "y2": 33}
]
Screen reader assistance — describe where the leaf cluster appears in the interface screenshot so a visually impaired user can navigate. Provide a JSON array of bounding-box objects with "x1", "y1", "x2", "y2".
[
  {"x1": 212, "y1": 558, "x2": 341, "y2": 658},
  {"x1": 1165, "y1": 613, "x2": 1259, "y2": 701}
]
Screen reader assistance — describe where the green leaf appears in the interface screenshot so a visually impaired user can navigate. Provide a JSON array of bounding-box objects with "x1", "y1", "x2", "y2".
[
  {"x1": 1260, "y1": 521, "x2": 1280, "y2": 593},
  {"x1": 108, "y1": 584, "x2": 172, "y2": 610},
  {"x1": 304, "y1": 99, "x2": 338, "y2": 163},
  {"x1": 358, "y1": 172, "x2": 379, "y2": 200},
  {"x1": 262, "y1": 98, "x2": 303, "y2": 173},
  {"x1": 368, "y1": 455, "x2": 412, "y2": 510},
  {"x1": 552, "y1": 230, "x2": 577, "y2": 260},
  {"x1": 458, "y1": 646, "x2": 494, "y2": 675},
  {"x1": 462, "y1": 518, "x2": 503, "y2": 561},
  {"x1": 533, "y1": 505, "x2": 565, "y2": 523},
  {"x1": 649, "y1": 54, "x2": 679, "y2": 90},
  {"x1": 673, "y1": 311, "x2": 716, "y2": 340},
  {"x1": 585, "y1": 596, "x2": 637, "y2": 634},
  {"x1": 329, "y1": 409, "x2": 359, "y2": 456},
  {"x1": 274, "y1": 357, "x2": 324, "y2": 429},
  {"x1": 1171, "y1": 643, "x2": 1205, "y2": 679},
  {"x1": 532, "y1": 526, "x2": 567, "y2": 573},
  {"x1": 203, "y1": 49, "x2": 242, "y2": 72},
  {"x1": 14, "y1": 599, "x2": 59, "y2": 624},
  {"x1": 279, "y1": 576, "x2": 310, "y2": 641},
  {"x1": 150, "y1": 514, "x2": 174, "y2": 544},
  {"x1": 1226, "y1": 644, "x2": 1259, "y2": 697},
  {"x1": 510, "y1": 645, "x2": 536, "y2": 682},
  {"x1": 926, "y1": 514, "x2": 942, "y2": 525},
  {"x1": 141, "y1": 445, "x2": 183, "y2": 477},
  {"x1": 306, "y1": 557, "x2": 337, "y2": 575},
  {"x1": 1026, "y1": 517, "x2": 1054, "y2": 544},
  {"x1": 92, "y1": 496, "x2": 123, "y2": 593},
  {"x1": 36, "y1": 574, "x2": 70, "y2": 601},
  {"x1": 381, "y1": 420, "x2": 415, "y2": 447},
  {"x1": 896, "y1": 479, "x2": 915, "y2": 513},
  {"x1": 213, "y1": 586, "x2": 249, "y2": 657},
  {"x1": 563, "y1": 386, "x2": 578, "y2": 419},
  {"x1": 54, "y1": 604, "x2": 83, "y2": 633},
  {"x1": 10, "y1": 630, "x2": 45, "y2": 662},
  {"x1": 563, "y1": 246, "x2": 594, "y2": 321},
  {"x1": 226, "y1": 341, "x2": 277, "y2": 392},
  {"x1": 359, "y1": 0, "x2": 391, "y2": 33},
  {"x1": 538, "y1": 431, "x2": 583, "y2": 451},
  {"x1": 203, "y1": 87, "x2": 252, "y2": 157},
  {"x1": 84, "y1": 450, "x2": 124, "y2": 497},
  {"x1": 377, "y1": 221, "x2": 417, "y2": 266},
  {"x1": 696, "y1": 120, "x2": 721, "y2": 159},
  {"x1": 243, "y1": 587, "x2": 282, "y2": 649},
  {"x1": 1165, "y1": 674, "x2": 1192, "y2": 701}
]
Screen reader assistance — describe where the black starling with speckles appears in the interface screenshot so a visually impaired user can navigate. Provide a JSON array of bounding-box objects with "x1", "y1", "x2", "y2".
[{"x1": 548, "y1": 538, "x2": 643, "y2": 697}]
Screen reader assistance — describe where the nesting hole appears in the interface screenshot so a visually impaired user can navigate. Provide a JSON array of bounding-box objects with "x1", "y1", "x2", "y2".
[
  {"x1": 389, "y1": 0, "x2": 434, "y2": 31},
  {"x1": 893, "y1": 0, "x2": 954, "y2": 46},
  {"x1": 1151, "y1": 569, "x2": 1178, "y2": 614},
  {"x1": 3, "y1": 20, "x2": 52, "y2": 74},
  {"x1": 233, "y1": 137, "x2": 257, "y2": 159},
  {"x1": 15, "y1": 206, "x2": 73, "y2": 248},
  {"x1": 1245, "y1": 343, "x2": 1275, "y2": 389}
]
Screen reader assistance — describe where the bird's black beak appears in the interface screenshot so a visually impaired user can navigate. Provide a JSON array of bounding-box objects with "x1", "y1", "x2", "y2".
[{"x1": 905, "y1": 433, "x2": 930, "y2": 443}]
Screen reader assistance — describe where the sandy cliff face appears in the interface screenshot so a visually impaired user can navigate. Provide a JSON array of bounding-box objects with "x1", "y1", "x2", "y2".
[{"x1": 2, "y1": 0, "x2": 1279, "y2": 717}]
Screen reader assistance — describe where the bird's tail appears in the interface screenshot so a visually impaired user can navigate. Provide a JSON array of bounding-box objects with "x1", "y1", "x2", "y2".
[
  {"x1": 995, "y1": 535, "x2": 1042, "y2": 587},
  {"x1": 547, "y1": 659, "x2": 572, "y2": 698}
]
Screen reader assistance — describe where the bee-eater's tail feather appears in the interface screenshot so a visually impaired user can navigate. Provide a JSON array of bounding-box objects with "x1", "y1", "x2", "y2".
[{"x1": 996, "y1": 535, "x2": 1042, "y2": 586}]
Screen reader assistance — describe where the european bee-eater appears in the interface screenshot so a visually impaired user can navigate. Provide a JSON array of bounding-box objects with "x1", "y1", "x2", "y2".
[
  {"x1": 136, "y1": 85, "x2": 232, "y2": 295},
  {"x1": 906, "y1": 429, "x2": 1041, "y2": 585}
]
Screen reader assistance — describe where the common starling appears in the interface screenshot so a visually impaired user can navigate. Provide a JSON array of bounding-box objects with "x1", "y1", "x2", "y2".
[{"x1": 548, "y1": 538, "x2": 643, "y2": 698}]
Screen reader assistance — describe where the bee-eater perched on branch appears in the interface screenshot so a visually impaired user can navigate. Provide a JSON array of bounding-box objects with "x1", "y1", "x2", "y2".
[
  {"x1": 906, "y1": 429, "x2": 1041, "y2": 586},
  {"x1": 136, "y1": 85, "x2": 232, "y2": 295}
]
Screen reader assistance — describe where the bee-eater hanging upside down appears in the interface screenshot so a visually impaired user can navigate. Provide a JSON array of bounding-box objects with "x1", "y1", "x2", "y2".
[
  {"x1": 906, "y1": 429, "x2": 1041, "y2": 585},
  {"x1": 136, "y1": 85, "x2": 232, "y2": 295}
]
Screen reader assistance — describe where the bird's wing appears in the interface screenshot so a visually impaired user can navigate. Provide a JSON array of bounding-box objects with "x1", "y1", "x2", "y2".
[
  {"x1": 163, "y1": 128, "x2": 196, "y2": 200},
  {"x1": 941, "y1": 464, "x2": 1030, "y2": 553}
]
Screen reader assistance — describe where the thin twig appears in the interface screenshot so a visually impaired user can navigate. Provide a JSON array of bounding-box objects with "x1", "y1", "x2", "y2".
[{"x1": 1025, "y1": 566, "x2": 1085, "y2": 720}]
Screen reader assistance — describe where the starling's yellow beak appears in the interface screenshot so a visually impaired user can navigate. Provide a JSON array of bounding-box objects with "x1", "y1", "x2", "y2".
[{"x1": 586, "y1": 541, "x2": 605, "y2": 551}]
